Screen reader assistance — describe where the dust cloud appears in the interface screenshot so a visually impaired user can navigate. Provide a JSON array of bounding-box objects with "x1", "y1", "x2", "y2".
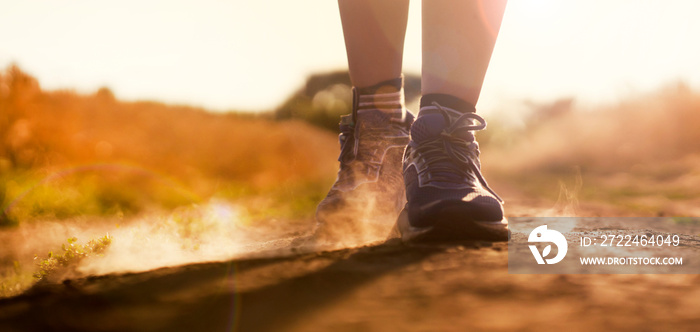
[
  {"x1": 541, "y1": 167, "x2": 583, "y2": 218},
  {"x1": 78, "y1": 200, "x2": 307, "y2": 276},
  {"x1": 77, "y1": 197, "x2": 396, "y2": 278}
]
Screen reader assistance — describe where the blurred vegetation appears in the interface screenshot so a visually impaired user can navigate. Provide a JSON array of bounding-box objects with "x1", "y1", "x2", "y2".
[
  {"x1": 0, "y1": 65, "x2": 339, "y2": 225},
  {"x1": 33, "y1": 235, "x2": 112, "y2": 282},
  {"x1": 3, "y1": 64, "x2": 700, "y2": 223},
  {"x1": 274, "y1": 71, "x2": 421, "y2": 132},
  {"x1": 482, "y1": 82, "x2": 700, "y2": 215},
  {"x1": 0, "y1": 260, "x2": 33, "y2": 298},
  {"x1": 486, "y1": 84, "x2": 700, "y2": 173}
]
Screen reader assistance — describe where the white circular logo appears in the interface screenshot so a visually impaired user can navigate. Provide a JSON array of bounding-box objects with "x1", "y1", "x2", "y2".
[{"x1": 528, "y1": 225, "x2": 568, "y2": 264}]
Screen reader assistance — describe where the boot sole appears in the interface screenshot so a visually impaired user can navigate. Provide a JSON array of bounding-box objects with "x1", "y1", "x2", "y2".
[{"x1": 394, "y1": 207, "x2": 510, "y2": 243}]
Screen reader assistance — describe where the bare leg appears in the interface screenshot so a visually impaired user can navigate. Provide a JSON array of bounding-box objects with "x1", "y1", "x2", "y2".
[
  {"x1": 338, "y1": 0, "x2": 410, "y2": 88},
  {"x1": 422, "y1": 0, "x2": 507, "y2": 106}
]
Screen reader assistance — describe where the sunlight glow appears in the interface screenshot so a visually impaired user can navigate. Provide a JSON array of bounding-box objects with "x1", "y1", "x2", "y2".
[{"x1": 1, "y1": 0, "x2": 699, "y2": 112}]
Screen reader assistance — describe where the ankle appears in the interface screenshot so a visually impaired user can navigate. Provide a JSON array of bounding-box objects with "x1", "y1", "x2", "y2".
[
  {"x1": 419, "y1": 94, "x2": 476, "y2": 117},
  {"x1": 353, "y1": 76, "x2": 408, "y2": 122}
]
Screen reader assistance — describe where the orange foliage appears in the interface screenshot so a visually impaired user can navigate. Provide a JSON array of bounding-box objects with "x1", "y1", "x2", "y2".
[{"x1": 0, "y1": 65, "x2": 338, "y2": 191}]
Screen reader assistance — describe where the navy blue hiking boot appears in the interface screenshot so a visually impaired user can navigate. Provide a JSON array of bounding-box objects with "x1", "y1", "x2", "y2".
[
  {"x1": 315, "y1": 78, "x2": 414, "y2": 243},
  {"x1": 396, "y1": 94, "x2": 508, "y2": 242}
]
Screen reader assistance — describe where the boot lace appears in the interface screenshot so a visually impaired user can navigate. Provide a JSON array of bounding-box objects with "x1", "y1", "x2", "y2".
[{"x1": 415, "y1": 102, "x2": 503, "y2": 202}]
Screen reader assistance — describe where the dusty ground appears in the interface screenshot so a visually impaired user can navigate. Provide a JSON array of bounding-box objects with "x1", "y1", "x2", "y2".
[{"x1": 1, "y1": 185, "x2": 700, "y2": 332}]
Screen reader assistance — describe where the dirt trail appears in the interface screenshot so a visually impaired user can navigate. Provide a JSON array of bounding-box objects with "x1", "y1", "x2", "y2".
[{"x1": 1, "y1": 189, "x2": 700, "y2": 332}]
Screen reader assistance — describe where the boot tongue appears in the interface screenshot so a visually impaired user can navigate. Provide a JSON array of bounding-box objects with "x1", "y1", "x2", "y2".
[
  {"x1": 410, "y1": 113, "x2": 446, "y2": 143},
  {"x1": 355, "y1": 109, "x2": 392, "y2": 130}
]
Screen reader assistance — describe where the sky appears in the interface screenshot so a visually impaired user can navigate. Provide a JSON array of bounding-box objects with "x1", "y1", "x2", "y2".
[{"x1": 1, "y1": 0, "x2": 699, "y2": 113}]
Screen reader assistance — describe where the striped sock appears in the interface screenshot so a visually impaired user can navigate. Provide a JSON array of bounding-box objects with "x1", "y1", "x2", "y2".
[{"x1": 353, "y1": 76, "x2": 407, "y2": 123}]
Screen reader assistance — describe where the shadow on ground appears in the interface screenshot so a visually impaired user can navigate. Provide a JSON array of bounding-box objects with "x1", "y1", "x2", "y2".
[{"x1": 0, "y1": 241, "x2": 443, "y2": 332}]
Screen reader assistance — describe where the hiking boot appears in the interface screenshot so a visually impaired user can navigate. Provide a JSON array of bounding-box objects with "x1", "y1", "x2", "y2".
[
  {"x1": 315, "y1": 79, "x2": 414, "y2": 243},
  {"x1": 395, "y1": 95, "x2": 508, "y2": 242}
]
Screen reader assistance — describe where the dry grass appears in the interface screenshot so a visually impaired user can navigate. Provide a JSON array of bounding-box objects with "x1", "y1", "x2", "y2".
[
  {"x1": 3, "y1": 63, "x2": 700, "y2": 221},
  {"x1": 484, "y1": 82, "x2": 700, "y2": 216},
  {"x1": 0, "y1": 65, "x2": 342, "y2": 297},
  {"x1": 1, "y1": 65, "x2": 338, "y2": 223}
]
